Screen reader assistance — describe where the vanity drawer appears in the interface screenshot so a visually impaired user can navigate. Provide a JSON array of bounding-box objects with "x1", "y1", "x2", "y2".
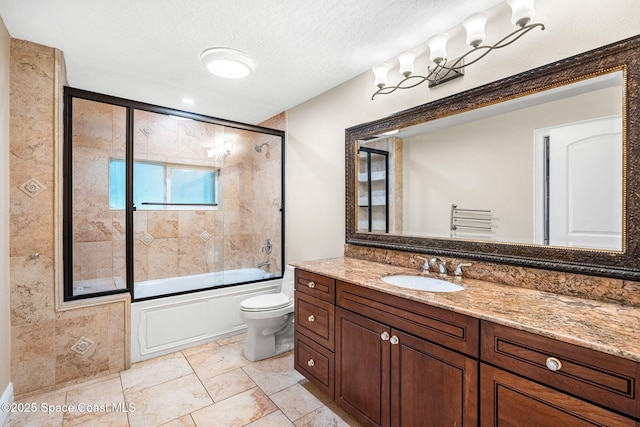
[
  {"x1": 295, "y1": 291, "x2": 335, "y2": 351},
  {"x1": 336, "y1": 280, "x2": 479, "y2": 357},
  {"x1": 481, "y1": 321, "x2": 640, "y2": 419},
  {"x1": 294, "y1": 331, "x2": 334, "y2": 399},
  {"x1": 295, "y1": 269, "x2": 335, "y2": 303}
]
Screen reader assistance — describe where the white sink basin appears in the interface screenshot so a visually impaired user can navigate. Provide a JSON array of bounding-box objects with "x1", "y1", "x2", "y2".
[{"x1": 381, "y1": 275, "x2": 464, "y2": 292}]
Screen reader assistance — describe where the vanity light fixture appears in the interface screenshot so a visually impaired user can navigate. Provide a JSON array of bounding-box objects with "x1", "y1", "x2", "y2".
[
  {"x1": 200, "y1": 47, "x2": 255, "y2": 79},
  {"x1": 371, "y1": 0, "x2": 544, "y2": 99}
]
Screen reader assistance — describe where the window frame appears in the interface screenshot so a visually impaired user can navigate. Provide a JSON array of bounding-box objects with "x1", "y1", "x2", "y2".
[{"x1": 108, "y1": 158, "x2": 220, "y2": 210}]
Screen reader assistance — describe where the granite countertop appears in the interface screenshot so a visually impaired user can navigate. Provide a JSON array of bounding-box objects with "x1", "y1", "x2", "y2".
[{"x1": 292, "y1": 256, "x2": 640, "y2": 363}]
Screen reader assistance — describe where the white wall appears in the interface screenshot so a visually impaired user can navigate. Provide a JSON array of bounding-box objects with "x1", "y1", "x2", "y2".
[
  {"x1": 0, "y1": 15, "x2": 11, "y2": 407},
  {"x1": 285, "y1": 0, "x2": 640, "y2": 263},
  {"x1": 403, "y1": 86, "x2": 621, "y2": 242}
]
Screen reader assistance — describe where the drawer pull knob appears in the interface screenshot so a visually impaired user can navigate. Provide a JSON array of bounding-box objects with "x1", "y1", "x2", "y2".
[
  {"x1": 546, "y1": 357, "x2": 562, "y2": 371},
  {"x1": 307, "y1": 314, "x2": 315, "y2": 322},
  {"x1": 390, "y1": 335, "x2": 400, "y2": 345},
  {"x1": 307, "y1": 359, "x2": 315, "y2": 367},
  {"x1": 380, "y1": 331, "x2": 390, "y2": 341},
  {"x1": 308, "y1": 281, "x2": 315, "y2": 289}
]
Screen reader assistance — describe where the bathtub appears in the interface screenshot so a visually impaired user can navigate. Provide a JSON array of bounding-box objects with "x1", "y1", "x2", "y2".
[
  {"x1": 134, "y1": 268, "x2": 276, "y2": 299},
  {"x1": 131, "y1": 268, "x2": 281, "y2": 362}
]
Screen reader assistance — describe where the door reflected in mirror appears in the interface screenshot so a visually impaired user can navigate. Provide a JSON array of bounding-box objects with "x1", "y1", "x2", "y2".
[{"x1": 357, "y1": 71, "x2": 624, "y2": 251}]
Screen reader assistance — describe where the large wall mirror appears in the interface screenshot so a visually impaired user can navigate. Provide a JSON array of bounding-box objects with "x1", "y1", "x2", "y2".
[{"x1": 346, "y1": 35, "x2": 640, "y2": 280}]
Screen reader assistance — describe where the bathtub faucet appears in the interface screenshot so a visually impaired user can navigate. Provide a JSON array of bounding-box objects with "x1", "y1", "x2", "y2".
[{"x1": 258, "y1": 261, "x2": 270, "y2": 268}]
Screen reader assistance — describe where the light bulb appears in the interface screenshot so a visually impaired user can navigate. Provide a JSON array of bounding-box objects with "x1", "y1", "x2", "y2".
[
  {"x1": 200, "y1": 48, "x2": 255, "y2": 79},
  {"x1": 463, "y1": 12, "x2": 489, "y2": 48},
  {"x1": 428, "y1": 33, "x2": 449, "y2": 64},
  {"x1": 372, "y1": 63, "x2": 391, "y2": 89},
  {"x1": 397, "y1": 51, "x2": 417, "y2": 77},
  {"x1": 506, "y1": 0, "x2": 535, "y2": 27}
]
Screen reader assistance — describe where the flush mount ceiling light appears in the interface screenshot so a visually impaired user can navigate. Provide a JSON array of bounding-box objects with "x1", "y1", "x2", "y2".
[
  {"x1": 371, "y1": 0, "x2": 544, "y2": 99},
  {"x1": 200, "y1": 47, "x2": 255, "y2": 79}
]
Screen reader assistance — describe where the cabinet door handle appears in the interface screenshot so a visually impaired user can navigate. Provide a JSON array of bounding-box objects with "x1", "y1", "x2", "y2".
[
  {"x1": 307, "y1": 359, "x2": 315, "y2": 367},
  {"x1": 390, "y1": 335, "x2": 399, "y2": 345},
  {"x1": 380, "y1": 331, "x2": 390, "y2": 341},
  {"x1": 308, "y1": 281, "x2": 315, "y2": 289},
  {"x1": 307, "y1": 314, "x2": 315, "y2": 322},
  {"x1": 545, "y1": 357, "x2": 562, "y2": 371}
]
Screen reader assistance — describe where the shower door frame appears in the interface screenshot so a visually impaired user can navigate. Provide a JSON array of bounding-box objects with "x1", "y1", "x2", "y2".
[{"x1": 63, "y1": 87, "x2": 286, "y2": 302}]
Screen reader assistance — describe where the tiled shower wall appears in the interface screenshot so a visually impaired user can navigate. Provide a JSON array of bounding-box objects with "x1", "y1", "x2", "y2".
[
  {"x1": 131, "y1": 110, "x2": 284, "y2": 281},
  {"x1": 9, "y1": 39, "x2": 128, "y2": 397},
  {"x1": 71, "y1": 99, "x2": 285, "y2": 286}
]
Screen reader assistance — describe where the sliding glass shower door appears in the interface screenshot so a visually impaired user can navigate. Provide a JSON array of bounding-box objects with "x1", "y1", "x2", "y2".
[{"x1": 64, "y1": 87, "x2": 284, "y2": 302}]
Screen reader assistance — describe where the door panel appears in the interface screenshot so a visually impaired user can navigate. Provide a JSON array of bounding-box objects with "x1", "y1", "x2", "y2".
[
  {"x1": 548, "y1": 116, "x2": 622, "y2": 249},
  {"x1": 392, "y1": 329, "x2": 478, "y2": 427},
  {"x1": 336, "y1": 308, "x2": 390, "y2": 427}
]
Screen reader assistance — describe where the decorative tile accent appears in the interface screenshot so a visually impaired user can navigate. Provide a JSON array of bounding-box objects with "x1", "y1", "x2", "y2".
[
  {"x1": 140, "y1": 125, "x2": 153, "y2": 136},
  {"x1": 19, "y1": 177, "x2": 47, "y2": 198},
  {"x1": 140, "y1": 232, "x2": 155, "y2": 246},
  {"x1": 70, "y1": 336, "x2": 95, "y2": 355},
  {"x1": 200, "y1": 231, "x2": 211, "y2": 242}
]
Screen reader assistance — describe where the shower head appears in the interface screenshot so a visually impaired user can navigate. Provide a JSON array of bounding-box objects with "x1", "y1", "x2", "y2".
[{"x1": 255, "y1": 142, "x2": 269, "y2": 153}]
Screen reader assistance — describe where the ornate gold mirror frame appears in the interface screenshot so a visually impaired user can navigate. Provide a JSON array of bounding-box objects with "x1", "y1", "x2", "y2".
[{"x1": 346, "y1": 35, "x2": 640, "y2": 280}]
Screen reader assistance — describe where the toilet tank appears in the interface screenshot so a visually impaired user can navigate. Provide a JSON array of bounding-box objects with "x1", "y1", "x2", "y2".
[{"x1": 280, "y1": 265, "x2": 295, "y2": 298}]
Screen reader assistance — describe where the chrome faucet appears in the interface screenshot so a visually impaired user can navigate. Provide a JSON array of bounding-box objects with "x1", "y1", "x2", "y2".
[
  {"x1": 416, "y1": 256, "x2": 430, "y2": 272},
  {"x1": 454, "y1": 262, "x2": 472, "y2": 277},
  {"x1": 429, "y1": 257, "x2": 447, "y2": 276},
  {"x1": 258, "y1": 261, "x2": 270, "y2": 268}
]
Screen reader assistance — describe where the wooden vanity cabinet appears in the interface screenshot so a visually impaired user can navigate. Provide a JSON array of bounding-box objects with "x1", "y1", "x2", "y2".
[
  {"x1": 481, "y1": 321, "x2": 640, "y2": 426},
  {"x1": 293, "y1": 269, "x2": 336, "y2": 398},
  {"x1": 335, "y1": 281, "x2": 479, "y2": 427},
  {"x1": 293, "y1": 268, "x2": 640, "y2": 426}
]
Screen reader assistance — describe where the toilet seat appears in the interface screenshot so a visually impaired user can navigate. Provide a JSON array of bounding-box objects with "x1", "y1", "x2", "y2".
[{"x1": 240, "y1": 293, "x2": 292, "y2": 312}]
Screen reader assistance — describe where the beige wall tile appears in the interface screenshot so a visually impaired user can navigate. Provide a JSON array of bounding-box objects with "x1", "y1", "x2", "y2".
[
  {"x1": 108, "y1": 301, "x2": 126, "y2": 373},
  {"x1": 73, "y1": 241, "x2": 114, "y2": 281},
  {"x1": 72, "y1": 98, "x2": 115, "y2": 150},
  {"x1": 178, "y1": 237, "x2": 207, "y2": 276},
  {"x1": 54, "y1": 309, "x2": 110, "y2": 384},
  {"x1": 147, "y1": 238, "x2": 179, "y2": 280},
  {"x1": 148, "y1": 211, "x2": 178, "y2": 238},
  {"x1": 11, "y1": 320, "x2": 56, "y2": 395},
  {"x1": 9, "y1": 186, "x2": 54, "y2": 258},
  {"x1": 10, "y1": 254, "x2": 55, "y2": 326}
]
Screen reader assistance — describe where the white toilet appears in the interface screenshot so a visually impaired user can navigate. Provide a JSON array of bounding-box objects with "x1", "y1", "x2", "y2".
[{"x1": 240, "y1": 265, "x2": 295, "y2": 361}]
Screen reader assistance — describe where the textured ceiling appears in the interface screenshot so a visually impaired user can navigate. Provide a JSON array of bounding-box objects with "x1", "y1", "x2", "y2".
[{"x1": 0, "y1": 0, "x2": 503, "y2": 124}]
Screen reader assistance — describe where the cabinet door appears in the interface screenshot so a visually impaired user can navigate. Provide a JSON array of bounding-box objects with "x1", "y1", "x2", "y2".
[
  {"x1": 391, "y1": 329, "x2": 478, "y2": 427},
  {"x1": 481, "y1": 364, "x2": 639, "y2": 427},
  {"x1": 336, "y1": 307, "x2": 391, "y2": 427}
]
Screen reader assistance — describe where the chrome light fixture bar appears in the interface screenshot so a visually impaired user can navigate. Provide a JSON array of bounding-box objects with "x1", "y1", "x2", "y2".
[{"x1": 371, "y1": 0, "x2": 544, "y2": 99}]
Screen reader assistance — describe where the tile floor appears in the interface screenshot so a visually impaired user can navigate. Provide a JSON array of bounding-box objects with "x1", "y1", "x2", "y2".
[{"x1": 4, "y1": 333, "x2": 362, "y2": 427}]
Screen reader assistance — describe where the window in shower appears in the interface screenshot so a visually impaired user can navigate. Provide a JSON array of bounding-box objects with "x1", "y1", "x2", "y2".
[
  {"x1": 108, "y1": 160, "x2": 218, "y2": 209},
  {"x1": 63, "y1": 87, "x2": 285, "y2": 301}
]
